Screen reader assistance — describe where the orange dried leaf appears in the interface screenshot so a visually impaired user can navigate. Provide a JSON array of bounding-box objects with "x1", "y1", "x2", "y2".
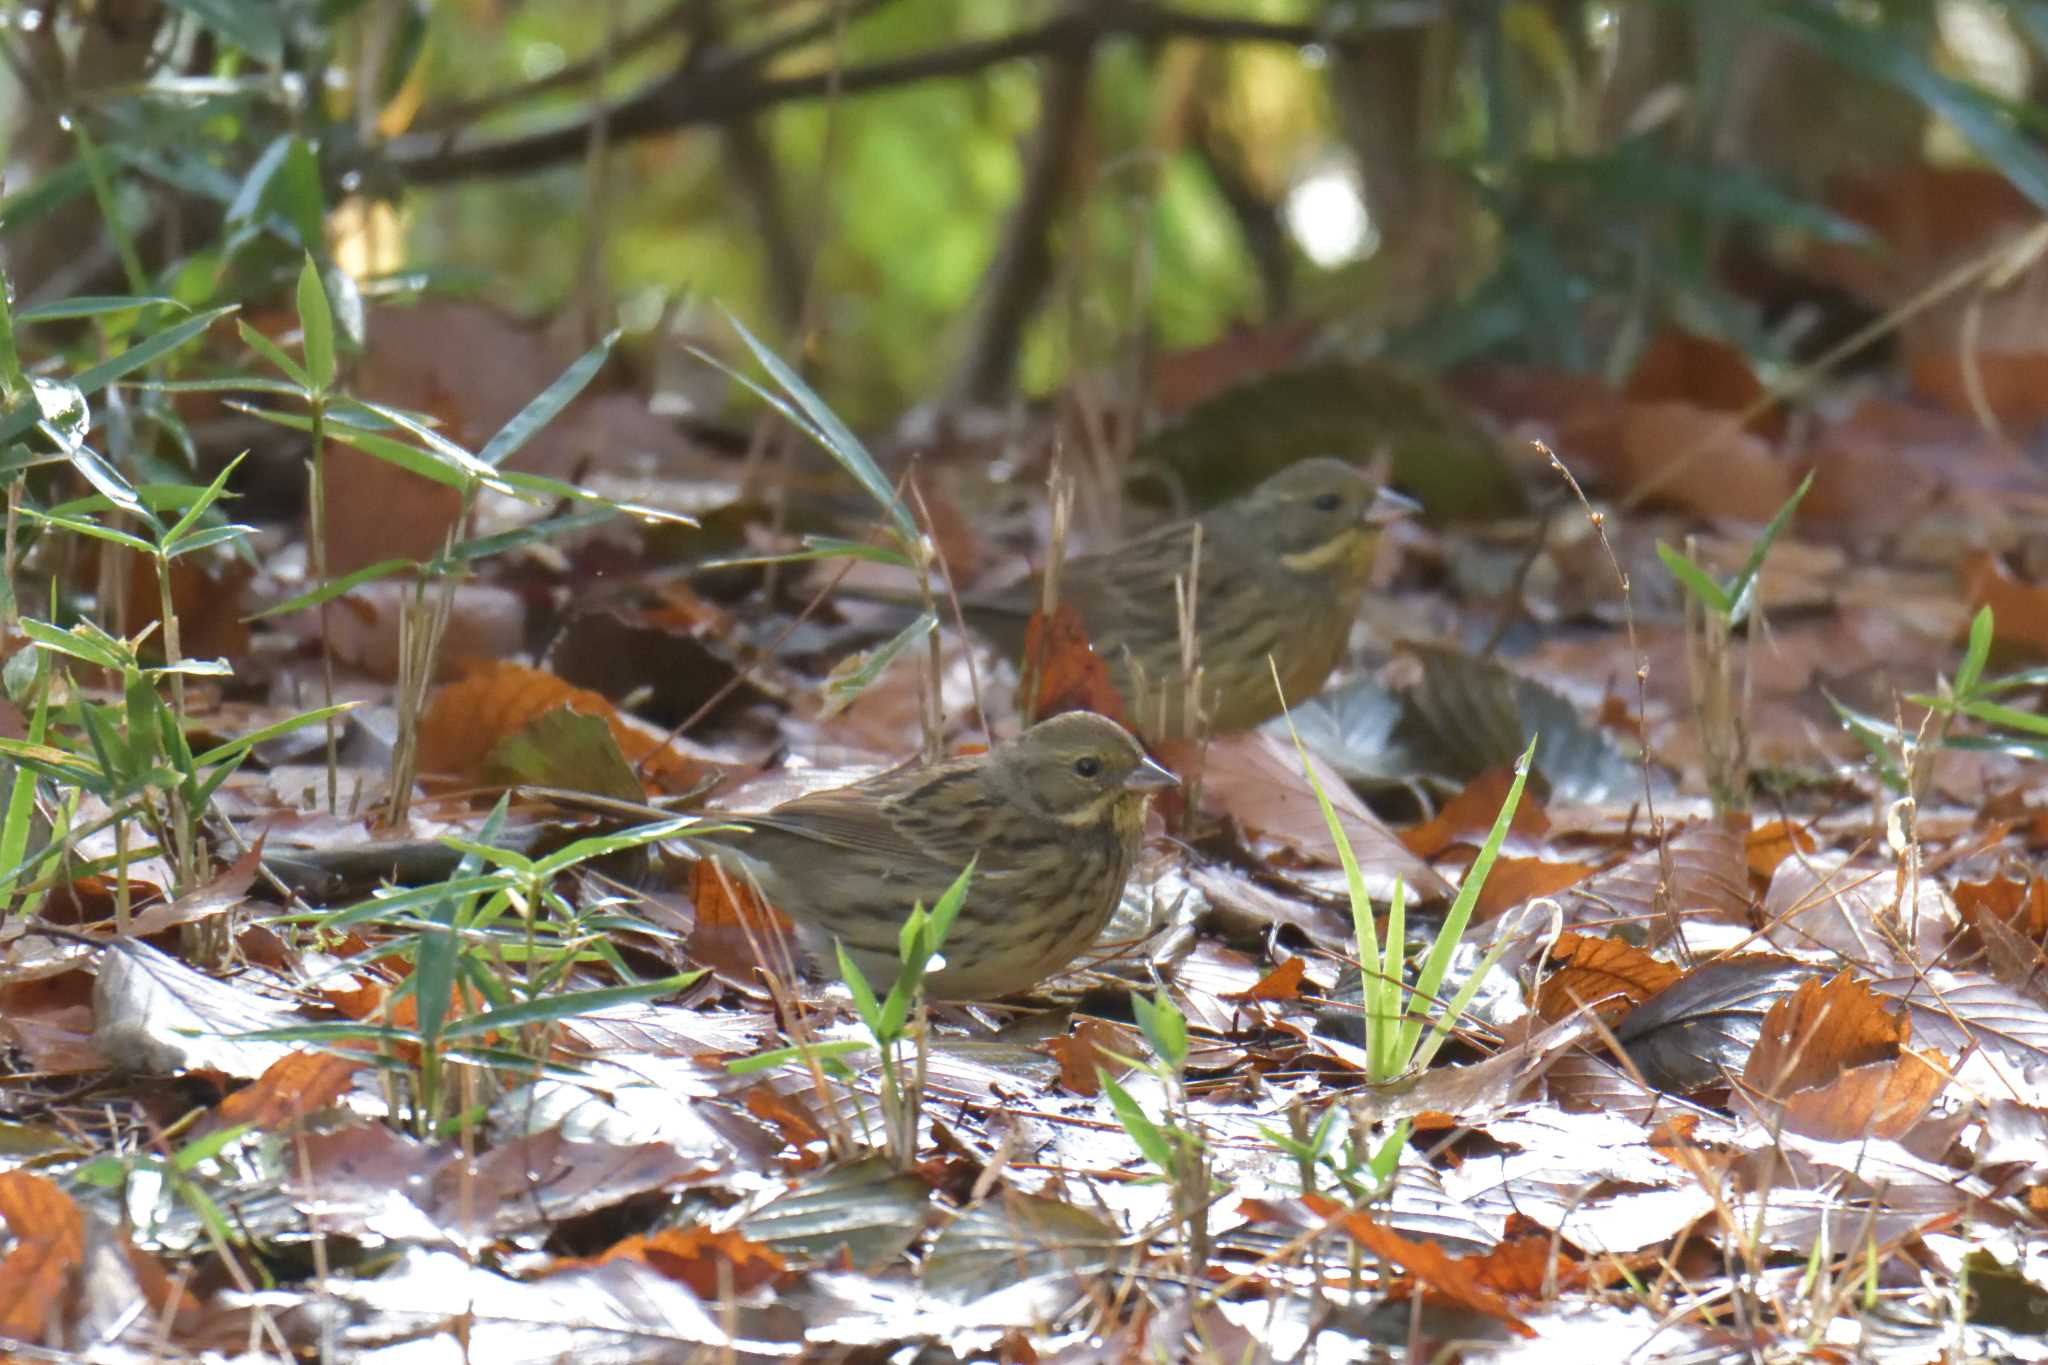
[
  {"x1": 1955, "y1": 876, "x2": 2048, "y2": 941},
  {"x1": 685, "y1": 856, "x2": 796, "y2": 983},
  {"x1": 1019, "y1": 601, "x2": 1130, "y2": 730},
  {"x1": 416, "y1": 660, "x2": 705, "y2": 794},
  {"x1": 1746, "y1": 821, "x2": 1817, "y2": 880},
  {"x1": 1471, "y1": 856, "x2": 1596, "y2": 923},
  {"x1": 0, "y1": 1171, "x2": 85, "y2": 1341},
  {"x1": 744, "y1": 1085, "x2": 826, "y2": 1155},
  {"x1": 1745, "y1": 970, "x2": 1907, "y2": 1095},
  {"x1": 1779, "y1": 1049, "x2": 1949, "y2": 1143},
  {"x1": 1403, "y1": 768, "x2": 1551, "y2": 859},
  {"x1": 1626, "y1": 328, "x2": 1781, "y2": 437},
  {"x1": 1614, "y1": 402, "x2": 1798, "y2": 521},
  {"x1": 1535, "y1": 933, "x2": 1683, "y2": 1025},
  {"x1": 1333, "y1": 1211, "x2": 1536, "y2": 1337},
  {"x1": 1744, "y1": 971, "x2": 1951, "y2": 1141},
  {"x1": 1232, "y1": 956, "x2": 1308, "y2": 1002},
  {"x1": 215, "y1": 1051, "x2": 364, "y2": 1132},
  {"x1": 1049, "y1": 1016, "x2": 1127, "y2": 1097},
  {"x1": 1963, "y1": 553, "x2": 2048, "y2": 658},
  {"x1": 582, "y1": 1226, "x2": 786, "y2": 1297}
]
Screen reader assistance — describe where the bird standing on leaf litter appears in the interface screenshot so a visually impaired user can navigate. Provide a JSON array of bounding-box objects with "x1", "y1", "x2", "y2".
[{"x1": 687, "y1": 710, "x2": 1177, "y2": 998}]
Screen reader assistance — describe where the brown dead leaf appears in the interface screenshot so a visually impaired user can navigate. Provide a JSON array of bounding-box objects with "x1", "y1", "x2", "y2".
[
  {"x1": 1911, "y1": 348, "x2": 2048, "y2": 430},
  {"x1": 1743, "y1": 971, "x2": 1950, "y2": 1141},
  {"x1": 0, "y1": 1170, "x2": 85, "y2": 1341},
  {"x1": 1402, "y1": 767, "x2": 1551, "y2": 859},
  {"x1": 1625, "y1": 328, "x2": 1782, "y2": 438},
  {"x1": 1019, "y1": 600, "x2": 1131, "y2": 730},
  {"x1": 1963, "y1": 552, "x2": 2048, "y2": 658},
  {"x1": 416, "y1": 660, "x2": 707, "y2": 794},
  {"x1": 1465, "y1": 1216, "x2": 1610, "y2": 1297},
  {"x1": 1472, "y1": 856, "x2": 1597, "y2": 923},
  {"x1": 575, "y1": 1225, "x2": 787, "y2": 1297},
  {"x1": 1745, "y1": 821, "x2": 1816, "y2": 881},
  {"x1": 124, "y1": 549, "x2": 253, "y2": 663},
  {"x1": 685, "y1": 856, "x2": 798, "y2": 985},
  {"x1": 1536, "y1": 933, "x2": 1683, "y2": 1025},
  {"x1": 1955, "y1": 876, "x2": 2048, "y2": 941},
  {"x1": 744, "y1": 1085, "x2": 826, "y2": 1159},
  {"x1": 41, "y1": 875, "x2": 164, "y2": 927},
  {"x1": 1048, "y1": 1016, "x2": 1129, "y2": 1097},
  {"x1": 214, "y1": 1051, "x2": 364, "y2": 1132},
  {"x1": 1611, "y1": 402, "x2": 1798, "y2": 522},
  {"x1": 0, "y1": 970, "x2": 103, "y2": 1074},
  {"x1": 1332, "y1": 1211, "x2": 1536, "y2": 1337},
  {"x1": 1174, "y1": 731, "x2": 1450, "y2": 898},
  {"x1": 1231, "y1": 955, "x2": 1308, "y2": 1003}
]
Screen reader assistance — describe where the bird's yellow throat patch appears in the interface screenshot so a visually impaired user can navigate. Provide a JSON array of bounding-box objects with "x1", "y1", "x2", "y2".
[{"x1": 1279, "y1": 529, "x2": 1368, "y2": 576}]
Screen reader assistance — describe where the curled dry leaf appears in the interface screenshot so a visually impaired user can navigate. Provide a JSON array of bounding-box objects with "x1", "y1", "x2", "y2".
[
  {"x1": 1472, "y1": 856, "x2": 1597, "y2": 923},
  {"x1": 1742, "y1": 971, "x2": 1950, "y2": 1142},
  {"x1": 1231, "y1": 955, "x2": 1307, "y2": 1003},
  {"x1": 684, "y1": 855, "x2": 798, "y2": 986},
  {"x1": 1963, "y1": 552, "x2": 2048, "y2": 658},
  {"x1": 1954, "y1": 876, "x2": 2048, "y2": 943}
]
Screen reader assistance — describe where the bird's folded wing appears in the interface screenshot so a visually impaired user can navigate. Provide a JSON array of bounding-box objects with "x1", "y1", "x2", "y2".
[{"x1": 734, "y1": 795, "x2": 935, "y2": 864}]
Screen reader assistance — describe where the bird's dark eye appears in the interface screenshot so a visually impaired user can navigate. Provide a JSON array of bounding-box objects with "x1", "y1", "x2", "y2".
[
  {"x1": 1311, "y1": 492, "x2": 1342, "y2": 512},
  {"x1": 1073, "y1": 755, "x2": 1102, "y2": 779}
]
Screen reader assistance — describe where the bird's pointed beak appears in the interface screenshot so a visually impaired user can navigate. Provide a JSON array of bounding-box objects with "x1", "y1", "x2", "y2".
[
  {"x1": 1364, "y1": 486, "x2": 1422, "y2": 527},
  {"x1": 1127, "y1": 755, "x2": 1180, "y2": 791}
]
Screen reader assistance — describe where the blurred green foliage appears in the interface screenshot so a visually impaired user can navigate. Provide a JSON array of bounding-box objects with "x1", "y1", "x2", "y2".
[{"x1": 3, "y1": 0, "x2": 2046, "y2": 432}]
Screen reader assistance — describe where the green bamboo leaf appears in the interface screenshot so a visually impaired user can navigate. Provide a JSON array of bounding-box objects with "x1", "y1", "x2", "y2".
[
  {"x1": 1726, "y1": 471, "x2": 1815, "y2": 625},
  {"x1": 1099, "y1": 1070, "x2": 1175, "y2": 1174},
  {"x1": 296, "y1": 256, "x2": 334, "y2": 394},
  {"x1": 478, "y1": 331, "x2": 616, "y2": 467},
  {"x1": 1656, "y1": 542, "x2": 1733, "y2": 617},
  {"x1": 712, "y1": 310, "x2": 918, "y2": 544}
]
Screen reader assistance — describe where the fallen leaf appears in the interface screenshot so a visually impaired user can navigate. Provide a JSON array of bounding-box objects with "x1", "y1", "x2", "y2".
[
  {"x1": 213, "y1": 1051, "x2": 364, "y2": 1132},
  {"x1": 1742, "y1": 971, "x2": 1950, "y2": 1141},
  {"x1": 1745, "y1": 820, "x2": 1816, "y2": 881},
  {"x1": 1472, "y1": 856, "x2": 1597, "y2": 923},
  {"x1": 417, "y1": 660, "x2": 708, "y2": 794},
  {"x1": 1048, "y1": 1016, "x2": 1129, "y2": 1097},
  {"x1": 1536, "y1": 933, "x2": 1683, "y2": 1026},
  {"x1": 573, "y1": 1225, "x2": 787, "y2": 1298},
  {"x1": 1962, "y1": 552, "x2": 2048, "y2": 658},
  {"x1": 1332, "y1": 1210, "x2": 1536, "y2": 1337},
  {"x1": 1230, "y1": 955, "x2": 1307, "y2": 1003},
  {"x1": 1018, "y1": 600, "x2": 1130, "y2": 730},
  {"x1": 0, "y1": 1170, "x2": 85, "y2": 1341},
  {"x1": 1402, "y1": 767, "x2": 1551, "y2": 859}
]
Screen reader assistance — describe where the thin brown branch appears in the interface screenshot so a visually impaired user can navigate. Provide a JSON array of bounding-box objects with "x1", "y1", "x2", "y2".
[{"x1": 381, "y1": 3, "x2": 1434, "y2": 185}]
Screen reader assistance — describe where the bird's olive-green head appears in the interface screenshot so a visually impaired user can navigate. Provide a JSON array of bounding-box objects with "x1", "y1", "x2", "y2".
[
  {"x1": 1229, "y1": 456, "x2": 1419, "y2": 571},
  {"x1": 989, "y1": 711, "x2": 1177, "y2": 827}
]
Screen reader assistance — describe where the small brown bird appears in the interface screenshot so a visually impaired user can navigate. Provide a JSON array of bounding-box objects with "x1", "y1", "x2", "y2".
[
  {"x1": 689, "y1": 711, "x2": 1176, "y2": 998},
  {"x1": 925, "y1": 458, "x2": 1415, "y2": 738}
]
